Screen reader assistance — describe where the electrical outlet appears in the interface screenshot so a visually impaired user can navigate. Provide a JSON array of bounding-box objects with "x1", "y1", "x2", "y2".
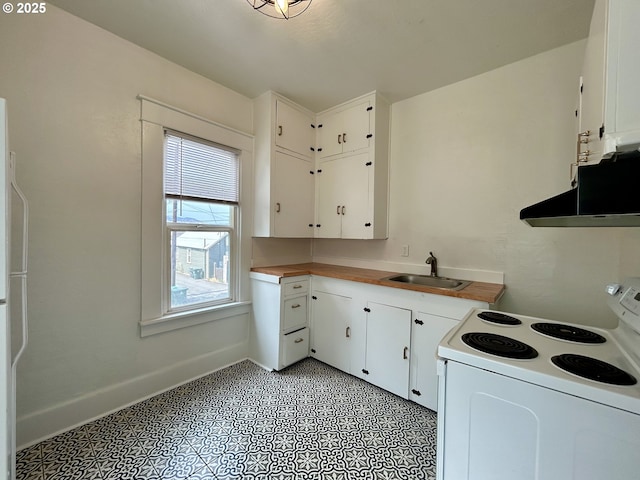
[{"x1": 401, "y1": 245, "x2": 409, "y2": 257}]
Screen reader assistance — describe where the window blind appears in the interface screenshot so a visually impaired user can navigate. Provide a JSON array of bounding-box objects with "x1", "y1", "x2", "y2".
[{"x1": 164, "y1": 131, "x2": 239, "y2": 204}]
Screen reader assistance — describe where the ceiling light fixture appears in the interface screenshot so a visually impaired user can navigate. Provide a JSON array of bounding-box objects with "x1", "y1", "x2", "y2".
[{"x1": 246, "y1": 0, "x2": 312, "y2": 19}]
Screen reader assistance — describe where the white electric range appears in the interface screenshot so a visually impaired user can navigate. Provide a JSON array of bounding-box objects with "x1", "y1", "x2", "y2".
[{"x1": 436, "y1": 278, "x2": 640, "y2": 480}]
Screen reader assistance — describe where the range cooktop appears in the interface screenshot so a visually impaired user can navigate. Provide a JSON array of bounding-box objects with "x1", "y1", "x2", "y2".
[{"x1": 440, "y1": 306, "x2": 640, "y2": 415}]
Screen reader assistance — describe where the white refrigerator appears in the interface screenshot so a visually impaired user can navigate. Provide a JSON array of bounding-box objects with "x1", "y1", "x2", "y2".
[{"x1": 0, "y1": 98, "x2": 29, "y2": 480}]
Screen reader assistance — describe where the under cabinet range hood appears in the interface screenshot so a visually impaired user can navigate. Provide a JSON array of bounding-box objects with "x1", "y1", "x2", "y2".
[{"x1": 520, "y1": 150, "x2": 640, "y2": 227}]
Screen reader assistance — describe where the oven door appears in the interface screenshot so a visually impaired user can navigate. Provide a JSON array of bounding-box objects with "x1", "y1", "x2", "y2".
[{"x1": 438, "y1": 360, "x2": 640, "y2": 480}]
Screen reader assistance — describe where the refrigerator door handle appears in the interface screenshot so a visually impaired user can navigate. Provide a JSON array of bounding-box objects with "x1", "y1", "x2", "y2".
[{"x1": 10, "y1": 151, "x2": 28, "y2": 367}]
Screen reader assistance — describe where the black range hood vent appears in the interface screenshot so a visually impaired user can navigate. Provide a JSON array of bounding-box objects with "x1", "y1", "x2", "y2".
[{"x1": 520, "y1": 150, "x2": 640, "y2": 227}]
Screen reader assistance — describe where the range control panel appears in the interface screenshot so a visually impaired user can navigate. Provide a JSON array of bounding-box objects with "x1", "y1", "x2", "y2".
[
  {"x1": 621, "y1": 287, "x2": 640, "y2": 314},
  {"x1": 608, "y1": 278, "x2": 640, "y2": 334}
]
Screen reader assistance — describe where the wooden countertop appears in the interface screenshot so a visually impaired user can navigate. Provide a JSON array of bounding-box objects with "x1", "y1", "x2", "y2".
[{"x1": 250, "y1": 262, "x2": 505, "y2": 304}]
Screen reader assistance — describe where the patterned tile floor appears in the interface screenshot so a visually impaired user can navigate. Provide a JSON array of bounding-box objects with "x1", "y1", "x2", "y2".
[{"x1": 17, "y1": 358, "x2": 437, "y2": 479}]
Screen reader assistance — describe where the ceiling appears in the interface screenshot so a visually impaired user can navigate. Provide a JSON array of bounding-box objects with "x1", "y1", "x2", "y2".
[{"x1": 48, "y1": 0, "x2": 595, "y2": 112}]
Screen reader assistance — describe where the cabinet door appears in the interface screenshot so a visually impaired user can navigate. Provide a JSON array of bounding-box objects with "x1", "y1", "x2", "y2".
[
  {"x1": 275, "y1": 100, "x2": 314, "y2": 158},
  {"x1": 339, "y1": 152, "x2": 371, "y2": 239},
  {"x1": 315, "y1": 159, "x2": 342, "y2": 238},
  {"x1": 606, "y1": 0, "x2": 640, "y2": 140},
  {"x1": 316, "y1": 110, "x2": 344, "y2": 159},
  {"x1": 579, "y1": 0, "x2": 608, "y2": 164},
  {"x1": 317, "y1": 101, "x2": 372, "y2": 159},
  {"x1": 409, "y1": 312, "x2": 459, "y2": 411},
  {"x1": 363, "y1": 302, "x2": 411, "y2": 398},
  {"x1": 310, "y1": 291, "x2": 352, "y2": 373},
  {"x1": 273, "y1": 151, "x2": 314, "y2": 237},
  {"x1": 342, "y1": 100, "x2": 371, "y2": 155}
]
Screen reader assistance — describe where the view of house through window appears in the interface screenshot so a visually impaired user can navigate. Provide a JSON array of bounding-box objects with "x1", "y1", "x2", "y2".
[{"x1": 164, "y1": 131, "x2": 239, "y2": 311}]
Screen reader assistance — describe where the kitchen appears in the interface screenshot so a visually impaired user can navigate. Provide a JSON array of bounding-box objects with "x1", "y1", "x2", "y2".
[{"x1": 1, "y1": 0, "x2": 640, "y2": 479}]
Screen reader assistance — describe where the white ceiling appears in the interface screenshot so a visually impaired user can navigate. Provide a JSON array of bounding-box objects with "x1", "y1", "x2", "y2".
[{"x1": 48, "y1": 0, "x2": 595, "y2": 112}]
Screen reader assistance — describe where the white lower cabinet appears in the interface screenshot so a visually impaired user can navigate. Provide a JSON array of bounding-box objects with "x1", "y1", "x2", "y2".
[
  {"x1": 308, "y1": 276, "x2": 488, "y2": 411},
  {"x1": 250, "y1": 273, "x2": 310, "y2": 371},
  {"x1": 409, "y1": 312, "x2": 459, "y2": 409},
  {"x1": 310, "y1": 290, "x2": 353, "y2": 373},
  {"x1": 361, "y1": 302, "x2": 412, "y2": 398},
  {"x1": 252, "y1": 273, "x2": 489, "y2": 407}
]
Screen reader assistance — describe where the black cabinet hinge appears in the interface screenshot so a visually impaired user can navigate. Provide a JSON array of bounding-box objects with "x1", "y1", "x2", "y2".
[
  {"x1": 362, "y1": 369, "x2": 369, "y2": 375},
  {"x1": 414, "y1": 319, "x2": 424, "y2": 325},
  {"x1": 308, "y1": 224, "x2": 314, "y2": 227},
  {"x1": 311, "y1": 124, "x2": 316, "y2": 129},
  {"x1": 366, "y1": 106, "x2": 373, "y2": 112},
  {"x1": 366, "y1": 134, "x2": 373, "y2": 139},
  {"x1": 312, "y1": 295, "x2": 317, "y2": 300},
  {"x1": 316, "y1": 224, "x2": 321, "y2": 227},
  {"x1": 363, "y1": 307, "x2": 371, "y2": 312},
  {"x1": 318, "y1": 124, "x2": 323, "y2": 128},
  {"x1": 317, "y1": 169, "x2": 322, "y2": 173},
  {"x1": 411, "y1": 389, "x2": 421, "y2": 396},
  {"x1": 364, "y1": 223, "x2": 372, "y2": 227},
  {"x1": 317, "y1": 148, "x2": 323, "y2": 152},
  {"x1": 311, "y1": 348, "x2": 316, "y2": 353},
  {"x1": 310, "y1": 147, "x2": 315, "y2": 152},
  {"x1": 599, "y1": 124, "x2": 605, "y2": 139},
  {"x1": 310, "y1": 170, "x2": 314, "y2": 175},
  {"x1": 365, "y1": 161, "x2": 372, "y2": 166}
]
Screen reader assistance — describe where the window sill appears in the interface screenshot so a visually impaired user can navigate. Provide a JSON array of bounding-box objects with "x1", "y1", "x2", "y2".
[{"x1": 140, "y1": 301, "x2": 252, "y2": 337}]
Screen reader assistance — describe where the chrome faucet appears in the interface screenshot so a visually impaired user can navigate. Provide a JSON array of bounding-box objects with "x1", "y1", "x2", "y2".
[{"x1": 426, "y1": 251, "x2": 438, "y2": 277}]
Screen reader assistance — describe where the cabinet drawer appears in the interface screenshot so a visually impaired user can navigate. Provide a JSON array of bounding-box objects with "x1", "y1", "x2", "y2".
[
  {"x1": 283, "y1": 279, "x2": 309, "y2": 296},
  {"x1": 282, "y1": 327, "x2": 309, "y2": 367},
  {"x1": 283, "y1": 295, "x2": 308, "y2": 332}
]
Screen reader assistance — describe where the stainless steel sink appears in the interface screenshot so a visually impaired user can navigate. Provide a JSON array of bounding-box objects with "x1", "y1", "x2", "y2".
[{"x1": 382, "y1": 274, "x2": 471, "y2": 290}]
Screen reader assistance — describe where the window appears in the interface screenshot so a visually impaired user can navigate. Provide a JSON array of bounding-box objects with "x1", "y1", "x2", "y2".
[
  {"x1": 139, "y1": 95, "x2": 253, "y2": 337},
  {"x1": 164, "y1": 131, "x2": 239, "y2": 311}
]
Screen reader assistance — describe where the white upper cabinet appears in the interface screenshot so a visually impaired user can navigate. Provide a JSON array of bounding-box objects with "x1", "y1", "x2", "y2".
[
  {"x1": 314, "y1": 92, "x2": 390, "y2": 240},
  {"x1": 253, "y1": 90, "x2": 390, "y2": 240},
  {"x1": 275, "y1": 99, "x2": 315, "y2": 158},
  {"x1": 317, "y1": 99, "x2": 371, "y2": 159},
  {"x1": 578, "y1": 0, "x2": 640, "y2": 165},
  {"x1": 315, "y1": 153, "x2": 371, "y2": 239},
  {"x1": 273, "y1": 151, "x2": 315, "y2": 237},
  {"x1": 253, "y1": 91, "x2": 315, "y2": 238}
]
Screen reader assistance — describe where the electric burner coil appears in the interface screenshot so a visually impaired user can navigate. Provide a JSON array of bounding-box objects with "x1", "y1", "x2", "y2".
[{"x1": 462, "y1": 332, "x2": 538, "y2": 359}]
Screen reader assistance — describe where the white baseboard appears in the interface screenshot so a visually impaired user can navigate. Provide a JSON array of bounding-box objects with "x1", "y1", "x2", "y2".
[{"x1": 17, "y1": 341, "x2": 249, "y2": 449}]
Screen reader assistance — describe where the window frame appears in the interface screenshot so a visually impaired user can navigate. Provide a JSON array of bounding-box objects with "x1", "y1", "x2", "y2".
[
  {"x1": 139, "y1": 96, "x2": 253, "y2": 337},
  {"x1": 162, "y1": 131, "x2": 239, "y2": 313}
]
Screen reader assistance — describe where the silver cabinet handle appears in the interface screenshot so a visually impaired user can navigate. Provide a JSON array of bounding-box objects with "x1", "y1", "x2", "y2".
[
  {"x1": 292, "y1": 284, "x2": 303, "y2": 289},
  {"x1": 294, "y1": 338, "x2": 304, "y2": 344},
  {"x1": 276, "y1": 202, "x2": 281, "y2": 213},
  {"x1": 345, "y1": 326, "x2": 351, "y2": 338},
  {"x1": 278, "y1": 125, "x2": 283, "y2": 136},
  {"x1": 338, "y1": 134, "x2": 342, "y2": 144},
  {"x1": 291, "y1": 304, "x2": 301, "y2": 309},
  {"x1": 403, "y1": 346, "x2": 409, "y2": 360}
]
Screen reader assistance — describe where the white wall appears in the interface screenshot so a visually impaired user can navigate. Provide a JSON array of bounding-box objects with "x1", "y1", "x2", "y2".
[
  {"x1": 313, "y1": 40, "x2": 640, "y2": 328},
  {"x1": 0, "y1": 6, "x2": 253, "y2": 446}
]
